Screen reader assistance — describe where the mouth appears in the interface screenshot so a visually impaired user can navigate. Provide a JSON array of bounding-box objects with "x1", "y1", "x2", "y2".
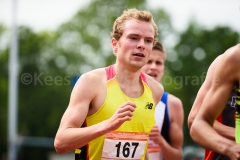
[
  {"x1": 133, "y1": 53, "x2": 145, "y2": 57},
  {"x1": 148, "y1": 74, "x2": 157, "y2": 78}
]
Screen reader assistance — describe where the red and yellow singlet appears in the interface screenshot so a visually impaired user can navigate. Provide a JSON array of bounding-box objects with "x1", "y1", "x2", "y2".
[{"x1": 79, "y1": 65, "x2": 156, "y2": 160}]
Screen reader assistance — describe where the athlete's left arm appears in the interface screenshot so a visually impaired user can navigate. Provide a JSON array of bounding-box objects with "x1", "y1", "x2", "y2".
[{"x1": 161, "y1": 94, "x2": 184, "y2": 160}]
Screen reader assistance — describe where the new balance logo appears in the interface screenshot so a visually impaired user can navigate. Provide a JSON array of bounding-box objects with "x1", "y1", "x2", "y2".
[
  {"x1": 145, "y1": 102, "x2": 153, "y2": 110},
  {"x1": 230, "y1": 96, "x2": 236, "y2": 108}
]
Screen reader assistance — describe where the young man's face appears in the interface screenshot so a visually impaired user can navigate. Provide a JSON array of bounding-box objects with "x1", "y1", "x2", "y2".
[
  {"x1": 112, "y1": 19, "x2": 155, "y2": 70},
  {"x1": 141, "y1": 49, "x2": 165, "y2": 82}
]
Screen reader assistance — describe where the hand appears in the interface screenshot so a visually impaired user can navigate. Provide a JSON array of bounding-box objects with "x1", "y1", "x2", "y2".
[
  {"x1": 226, "y1": 143, "x2": 240, "y2": 160},
  {"x1": 149, "y1": 125, "x2": 162, "y2": 145},
  {"x1": 107, "y1": 101, "x2": 136, "y2": 131}
]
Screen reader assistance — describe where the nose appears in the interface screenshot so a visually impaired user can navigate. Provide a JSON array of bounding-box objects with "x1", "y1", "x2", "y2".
[
  {"x1": 137, "y1": 40, "x2": 145, "y2": 50},
  {"x1": 150, "y1": 63, "x2": 157, "y2": 69}
]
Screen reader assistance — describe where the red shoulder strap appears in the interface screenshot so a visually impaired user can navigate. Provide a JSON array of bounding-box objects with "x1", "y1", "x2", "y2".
[
  {"x1": 140, "y1": 72, "x2": 148, "y2": 84},
  {"x1": 106, "y1": 65, "x2": 147, "y2": 84},
  {"x1": 105, "y1": 64, "x2": 116, "y2": 80}
]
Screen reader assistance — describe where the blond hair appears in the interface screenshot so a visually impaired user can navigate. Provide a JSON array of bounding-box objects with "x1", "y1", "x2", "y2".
[{"x1": 111, "y1": 8, "x2": 158, "y2": 44}]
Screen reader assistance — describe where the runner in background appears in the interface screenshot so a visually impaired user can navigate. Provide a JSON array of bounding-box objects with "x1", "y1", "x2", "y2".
[{"x1": 141, "y1": 41, "x2": 184, "y2": 160}]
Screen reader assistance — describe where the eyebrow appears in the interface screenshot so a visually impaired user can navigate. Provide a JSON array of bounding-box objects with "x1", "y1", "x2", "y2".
[{"x1": 127, "y1": 34, "x2": 154, "y2": 40}]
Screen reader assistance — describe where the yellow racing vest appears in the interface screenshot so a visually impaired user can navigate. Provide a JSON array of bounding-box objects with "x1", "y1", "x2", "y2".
[{"x1": 76, "y1": 65, "x2": 156, "y2": 160}]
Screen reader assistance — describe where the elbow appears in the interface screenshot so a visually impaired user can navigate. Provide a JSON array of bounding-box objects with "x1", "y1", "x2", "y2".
[
  {"x1": 187, "y1": 115, "x2": 194, "y2": 129},
  {"x1": 54, "y1": 139, "x2": 67, "y2": 154},
  {"x1": 188, "y1": 119, "x2": 193, "y2": 130},
  {"x1": 189, "y1": 121, "x2": 198, "y2": 143},
  {"x1": 189, "y1": 124, "x2": 194, "y2": 139}
]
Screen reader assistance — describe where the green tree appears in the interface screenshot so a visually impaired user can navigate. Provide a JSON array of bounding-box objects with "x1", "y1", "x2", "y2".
[
  {"x1": 0, "y1": 25, "x2": 73, "y2": 159},
  {"x1": 16, "y1": 26, "x2": 71, "y2": 160}
]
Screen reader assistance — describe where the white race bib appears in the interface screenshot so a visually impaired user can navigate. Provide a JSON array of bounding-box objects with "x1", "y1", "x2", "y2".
[{"x1": 102, "y1": 131, "x2": 148, "y2": 160}]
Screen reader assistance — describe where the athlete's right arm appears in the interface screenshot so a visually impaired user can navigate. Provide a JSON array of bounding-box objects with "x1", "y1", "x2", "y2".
[
  {"x1": 188, "y1": 55, "x2": 235, "y2": 140},
  {"x1": 54, "y1": 70, "x2": 136, "y2": 154},
  {"x1": 188, "y1": 55, "x2": 219, "y2": 129},
  {"x1": 190, "y1": 46, "x2": 240, "y2": 159},
  {"x1": 188, "y1": 79, "x2": 210, "y2": 129},
  {"x1": 213, "y1": 121, "x2": 235, "y2": 141}
]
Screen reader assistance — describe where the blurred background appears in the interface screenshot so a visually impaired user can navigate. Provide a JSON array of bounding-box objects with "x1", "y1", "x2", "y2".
[{"x1": 0, "y1": 0, "x2": 239, "y2": 159}]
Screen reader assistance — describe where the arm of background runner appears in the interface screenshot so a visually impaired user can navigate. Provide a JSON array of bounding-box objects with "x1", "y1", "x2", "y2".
[
  {"x1": 190, "y1": 46, "x2": 240, "y2": 158},
  {"x1": 188, "y1": 55, "x2": 221, "y2": 129},
  {"x1": 160, "y1": 94, "x2": 184, "y2": 160},
  {"x1": 213, "y1": 121, "x2": 235, "y2": 141},
  {"x1": 189, "y1": 54, "x2": 235, "y2": 141},
  {"x1": 188, "y1": 79, "x2": 210, "y2": 129}
]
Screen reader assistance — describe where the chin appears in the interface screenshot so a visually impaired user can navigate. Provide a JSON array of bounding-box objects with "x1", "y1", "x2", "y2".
[{"x1": 131, "y1": 62, "x2": 145, "y2": 69}]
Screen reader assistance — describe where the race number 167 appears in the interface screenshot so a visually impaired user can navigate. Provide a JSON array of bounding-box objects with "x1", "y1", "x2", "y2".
[{"x1": 115, "y1": 142, "x2": 139, "y2": 158}]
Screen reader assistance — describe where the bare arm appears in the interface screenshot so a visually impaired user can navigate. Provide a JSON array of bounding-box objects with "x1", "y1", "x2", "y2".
[
  {"x1": 188, "y1": 54, "x2": 235, "y2": 140},
  {"x1": 160, "y1": 95, "x2": 184, "y2": 160},
  {"x1": 147, "y1": 75, "x2": 183, "y2": 160},
  {"x1": 54, "y1": 71, "x2": 136, "y2": 154},
  {"x1": 54, "y1": 72, "x2": 108, "y2": 153},
  {"x1": 213, "y1": 121, "x2": 235, "y2": 141},
  {"x1": 188, "y1": 80, "x2": 210, "y2": 129},
  {"x1": 188, "y1": 55, "x2": 221, "y2": 129},
  {"x1": 190, "y1": 45, "x2": 240, "y2": 159}
]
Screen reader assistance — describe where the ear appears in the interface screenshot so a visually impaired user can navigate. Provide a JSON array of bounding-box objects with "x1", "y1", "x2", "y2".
[{"x1": 111, "y1": 38, "x2": 118, "y2": 53}]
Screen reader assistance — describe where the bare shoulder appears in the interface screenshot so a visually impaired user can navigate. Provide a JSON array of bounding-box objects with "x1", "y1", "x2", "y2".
[
  {"x1": 216, "y1": 44, "x2": 240, "y2": 81},
  {"x1": 223, "y1": 44, "x2": 240, "y2": 63},
  {"x1": 168, "y1": 94, "x2": 183, "y2": 110},
  {"x1": 72, "y1": 68, "x2": 107, "y2": 100},
  {"x1": 144, "y1": 73, "x2": 163, "y2": 91},
  {"x1": 168, "y1": 93, "x2": 184, "y2": 123},
  {"x1": 210, "y1": 54, "x2": 222, "y2": 72},
  {"x1": 144, "y1": 74, "x2": 164, "y2": 104},
  {"x1": 76, "y1": 68, "x2": 106, "y2": 87}
]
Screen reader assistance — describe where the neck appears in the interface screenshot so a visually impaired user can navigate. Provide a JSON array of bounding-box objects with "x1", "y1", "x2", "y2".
[
  {"x1": 114, "y1": 63, "x2": 143, "y2": 98},
  {"x1": 114, "y1": 63, "x2": 141, "y2": 85}
]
